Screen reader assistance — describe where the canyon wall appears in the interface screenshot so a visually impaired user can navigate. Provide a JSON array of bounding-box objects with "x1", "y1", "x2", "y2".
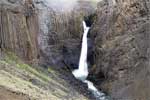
[
  {"x1": 90, "y1": 0, "x2": 150, "y2": 99},
  {"x1": 0, "y1": 0, "x2": 39, "y2": 63}
]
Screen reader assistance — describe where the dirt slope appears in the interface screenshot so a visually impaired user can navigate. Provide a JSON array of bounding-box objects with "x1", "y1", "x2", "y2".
[{"x1": 0, "y1": 52, "x2": 90, "y2": 100}]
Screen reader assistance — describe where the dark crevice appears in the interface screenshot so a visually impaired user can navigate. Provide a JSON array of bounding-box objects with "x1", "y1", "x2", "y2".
[{"x1": 84, "y1": 13, "x2": 97, "y2": 27}]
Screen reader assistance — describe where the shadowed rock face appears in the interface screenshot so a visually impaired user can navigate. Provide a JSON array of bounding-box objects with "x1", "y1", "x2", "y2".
[
  {"x1": 37, "y1": 0, "x2": 96, "y2": 70},
  {"x1": 90, "y1": 0, "x2": 150, "y2": 99}
]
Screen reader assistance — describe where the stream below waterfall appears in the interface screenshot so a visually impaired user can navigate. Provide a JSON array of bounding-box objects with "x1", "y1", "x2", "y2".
[{"x1": 72, "y1": 21, "x2": 110, "y2": 100}]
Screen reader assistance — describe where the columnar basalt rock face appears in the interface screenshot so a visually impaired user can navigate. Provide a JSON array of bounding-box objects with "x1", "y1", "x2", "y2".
[
  {"x1": 0, "y1": 0, "x2": 39, "y2": 63},
  {"x1": 90, "y1": 0, "x2": 150, "y2": 99}
]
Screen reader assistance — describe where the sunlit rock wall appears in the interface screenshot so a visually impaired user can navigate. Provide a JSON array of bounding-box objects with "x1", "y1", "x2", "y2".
[{"x1": 0, "y1": 0, "x2": 39, "y2": 63}]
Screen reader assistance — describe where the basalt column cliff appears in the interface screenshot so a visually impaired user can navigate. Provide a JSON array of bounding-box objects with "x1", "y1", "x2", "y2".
[
  {"x1": 90, "y1": 0, "x2": 150, "y2": 99},
  {"x1": 0, "y1": 0, "x2": 39, "y2": 63}
]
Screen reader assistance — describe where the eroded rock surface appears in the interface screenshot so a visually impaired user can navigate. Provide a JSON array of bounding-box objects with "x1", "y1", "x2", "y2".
[
  {"x1": 90, "y1": 0, "x2": 150, "y2": 99},
  {"x1": 0, "y1": 0, "x2": 39, "y2": 63}
]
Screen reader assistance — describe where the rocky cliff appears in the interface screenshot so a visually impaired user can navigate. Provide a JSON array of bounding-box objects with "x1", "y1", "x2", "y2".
[
  {"x1": 90, "y1": 0, "x2": 150, "y2": 99},
  {"x1": 0, "y1": 0, "x2": 39, "y2": 63}
]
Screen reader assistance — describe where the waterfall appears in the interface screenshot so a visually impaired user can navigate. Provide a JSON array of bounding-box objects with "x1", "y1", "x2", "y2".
[
  {"x1": 72, "y1": 21, "x2": 110, "y2": 100},
  {"x1": 72, "y1": 21, "x2": 89, "y2": 81}
]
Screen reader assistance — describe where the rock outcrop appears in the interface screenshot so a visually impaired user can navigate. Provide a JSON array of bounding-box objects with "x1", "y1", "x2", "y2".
[{"x1": 90, "y1": 0, "x2": 150, "y2": 99}]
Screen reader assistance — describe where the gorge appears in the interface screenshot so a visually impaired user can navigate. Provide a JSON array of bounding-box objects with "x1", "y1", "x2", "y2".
[{"x1": 0, "y1": 0, "x2": 150, "y2": 100}]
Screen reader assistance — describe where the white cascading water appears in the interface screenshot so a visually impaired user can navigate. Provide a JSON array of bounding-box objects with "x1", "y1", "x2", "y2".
[
  {"x1": 72, "y1": 21, "x2": 89, "y2": 81},
  {"x1": 72, "y1": 21, "x2": 109, "y2": 100}
]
